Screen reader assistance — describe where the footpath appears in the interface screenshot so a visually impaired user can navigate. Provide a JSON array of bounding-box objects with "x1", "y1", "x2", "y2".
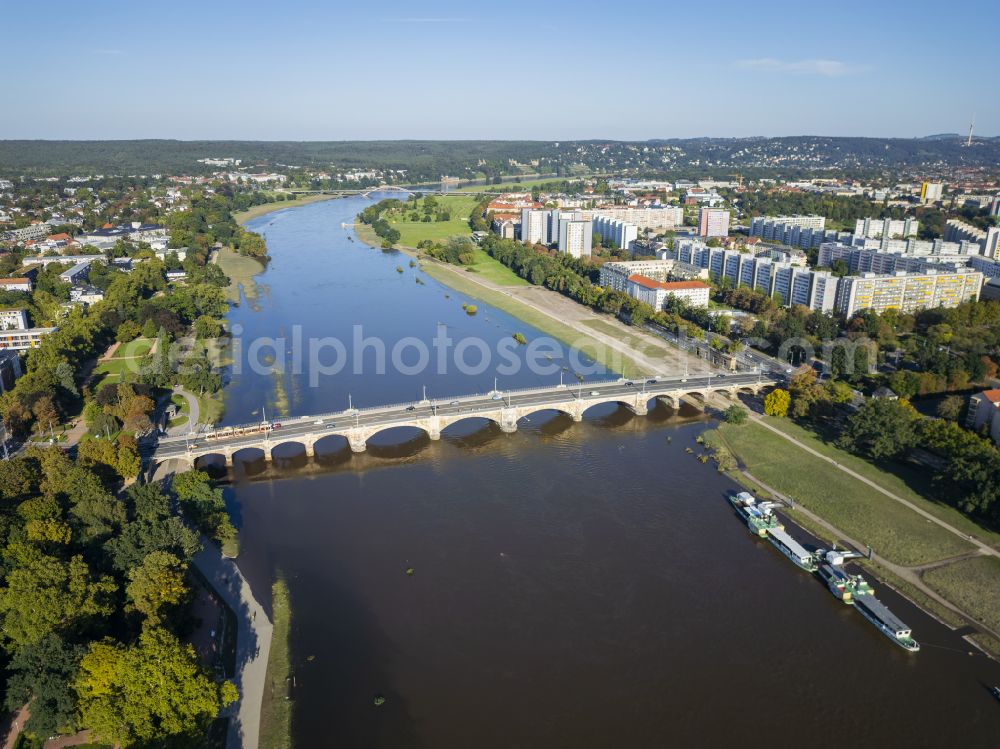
[{"x1": 194, "y1": 542, "x2": 272, "y2": 749}]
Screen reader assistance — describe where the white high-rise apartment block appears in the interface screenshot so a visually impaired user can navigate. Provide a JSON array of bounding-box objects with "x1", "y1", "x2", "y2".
[
  {"x1": 593, "y1": 217, "x2": 637, "y2": 251},
  {"x1": 945, "y1": 219, "x2": 1000, "y2": 259},
  {"x1": 558, "y1": 220, "x2": 593, "y2": 258},
  {"x1": 698, "y1": 208, "x2": 730, "y2": 238},
  {"x1": 920, "y1": 182, "x2": 944, "y2": 202},
  {"x1": 520, "y1": 209, "x2": 549, "y2": 245},
  {"x1": 853, "y1": 217, "x2": 919, "y2": 239}
]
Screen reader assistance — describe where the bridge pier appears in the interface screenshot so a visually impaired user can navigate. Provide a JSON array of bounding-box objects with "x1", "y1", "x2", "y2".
[
  {"x1": 625, "y1": 403, "x2": 648, "y2": 416},
  {"x1": 304, "y1": 442, "x2": 315, "y2": 458},
  {"x1": 349, "y1": 438, "x2": 367, "y2": 453},
  {"x1": 427, "y1": 429, "x2": 441, "y2": 440}
]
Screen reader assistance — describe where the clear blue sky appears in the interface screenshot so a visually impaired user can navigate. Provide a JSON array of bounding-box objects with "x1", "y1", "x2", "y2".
[{"x1": 3, "y1": 0, "x2": 997, "y2": 140}]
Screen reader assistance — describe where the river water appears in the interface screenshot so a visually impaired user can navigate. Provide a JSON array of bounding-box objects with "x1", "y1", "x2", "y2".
[{"x1": 223, "y1": 197, "x2": 1000, "y2": 748}]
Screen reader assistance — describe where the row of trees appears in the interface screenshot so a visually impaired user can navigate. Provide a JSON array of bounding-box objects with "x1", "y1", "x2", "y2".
[{"x1": 839, "y1": 398, "x2": 1000, "y2": 523}]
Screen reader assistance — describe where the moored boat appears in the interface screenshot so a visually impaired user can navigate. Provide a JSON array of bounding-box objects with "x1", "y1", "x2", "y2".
[
  {"x1": 853, "y1": 594, "x2": 920, "y2": 652},
  {"x1": 728, "y1": 492, "x2": 783, "y2": 537},
  {"x1": 766, "y1": 526, "x2": 818, "y2": 572}
]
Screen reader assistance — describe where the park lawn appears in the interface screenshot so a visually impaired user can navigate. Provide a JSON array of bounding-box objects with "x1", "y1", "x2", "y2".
[
  {"x1": 92, "y1": 357, "x2": 134, "y2": 385},
  {"x1": 714, "y1": 420, "x2": 974, "y2": 566},
  {"x1": 922, "y1": 556, "x2": 1000, "y2": 635},
  {"x1": 759, "y1": 416, "x2": 1000, "y2": 552},
  {"x1": 259, "y1": 577, "x2": 292, "y2": 749},
  {"x1": 385, "y1": 195, "x2": 479, "y2": 246},
  {"x1": 116, "y1": 336, "x2": 154, "y2": 358},
  {"x1": 461, "y1": 248, "x2": 529, "y2": 287}
]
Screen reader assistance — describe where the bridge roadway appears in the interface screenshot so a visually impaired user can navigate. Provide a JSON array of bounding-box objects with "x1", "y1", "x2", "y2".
[{"x1": 151, "y1": 372, "x2": 772, "y2": 467}]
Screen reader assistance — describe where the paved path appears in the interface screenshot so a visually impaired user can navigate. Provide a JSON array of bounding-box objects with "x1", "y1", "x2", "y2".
[
  {"x1": 168, "y1": 387, "x2": 201, "y2": 436},
  {"x1": 748, "y1": 412, "x2": 1000, "y2": 559},
  {"x1": 194, "y1": 543, "x2": 272, "y2": 749}
]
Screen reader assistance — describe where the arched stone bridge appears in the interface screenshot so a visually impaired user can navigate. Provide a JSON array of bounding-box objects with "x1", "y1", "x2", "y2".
[{"x1": 151, "y1": 372, "x2": 770, "y2": 470}]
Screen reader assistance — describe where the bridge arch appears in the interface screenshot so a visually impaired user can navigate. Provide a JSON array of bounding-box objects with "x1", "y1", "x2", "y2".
[
  {"x1": 580, "y1": 399, "x2": 640, "y2": 417},
  {"x1": 518, "y1": 405, "x2": 579, "y2": 423},
  {"x1": 270, "y1": 440, "x2": 309, "y2": 459}
]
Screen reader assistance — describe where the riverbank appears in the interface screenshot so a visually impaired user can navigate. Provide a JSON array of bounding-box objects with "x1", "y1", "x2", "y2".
[
  {"x1": 355, "y1": 219, "x2": 706, "y2": 378},
  {"x1": 704, "y1": 414, "x2": 1000, "y2": 658},
  {"x1": 216, "y1": 246, "x2": 266, "y2": 305},
  {"x1": 234, "y1": 195, "x2": 338, "y2": 225},
  {"x1": 259, "y1": 577, "x2": 292, "y2": 749}
]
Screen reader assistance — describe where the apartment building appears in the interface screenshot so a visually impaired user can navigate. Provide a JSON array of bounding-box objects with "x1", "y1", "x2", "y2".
[
  {"x1": 586, "y1": 206, "x2": 684, "y2": 230},
  {"x1": 945, "y1": 219, "x2": 1000, "y2": 258},
  {"x1": 626, "y1": 275, "x2": 711, "y2": 309},
  {"x1": 0, "y1": 278, "x2": 32, "y2": 293},
  {"x1": 557, "y1": 219, "x2": 593, "y2": 259},
  {"x1": 0, "y1": 327, "x2": 56, "y2": 352},
  {"x1": 698, "y1": 208, "x2": 730, "y2": 238},
  {"x1": 0, "y1": 310, "x2": 29, "y2": 331},
  {"x1": 520, "y1": 209, "x2": 549, "y2": 244},
  {"x1": 818, "y1": 243, "x2": 968, "y2": 275},
  {"x1": 0, "y1": 223, "x2": 49, "y2": 243},
  {"x1": 834, "y1": 269, "x2": 983, "y2": 317},
  {"x1": 920, "y1": 182, "x2": 944, "y2": 202},
  {"x1": 748, "y1": 215, "x2": 848, "y2": 249},
  {"x1": 599, "y1": 259, "x2": 706, "y2": 292},
  {"x1": 853, "y1": 217, "x2": 919, "y2": 239},
  {"x1": 593, "y1": 216, "x2": 638, "y2": 251},
  {"x1": 671, "y1": 238, "x2": 836, "y2": 312}
]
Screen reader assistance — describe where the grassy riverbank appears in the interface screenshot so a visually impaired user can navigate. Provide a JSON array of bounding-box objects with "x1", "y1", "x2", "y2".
[
  {"x1": 710, "y1": 420, "x2": 973, "y2": 566},
  {"x1": 216, "y1": 247, "x2": 266, "y2": 305},
  {"x1": 234, "y1": 194, "x2": 337, "y2": 225},
  {"x1": 259, "y1": 577, "x2": 292, "y2": 749},
  {"x1": 923, "y1": 556, "x2": 1000, "y2": 635},
  {"x1": 356, "y1": 219, "x2": 646, "y2": 374}
]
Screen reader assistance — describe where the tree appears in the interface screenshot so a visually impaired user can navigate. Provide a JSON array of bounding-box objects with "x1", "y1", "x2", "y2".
[
  {"x1": 0, "y1": 458, "x2": 40, "y2": 502},
  {"x1": 75, "y1": 626, "x2": 237, "y2": 747},
  {"x1": 126, "y1": 551, "x2": 188, "y2": 624},
  {"x1": 838, "y1": 399, "x2": 918, "y2": 460},
  {"x1": 4, "y1": 634, "x2": 85, "y2": 737},
  {"x1": 937, "y1": 395, "x2": 964, "y2": 422},
  {"x1": 31, "y1": 395, "x2": 59, "y2": 435},
  {"x1": 0, "y1": 544, "x2": 117, "y2": 649},
  {"x1": 115, "y1": 320, "x2": 141, "y2": 342},
  {"x1": 763, "y1": 389, "x2": 791, "y2": 418},
  {"x1": 724, "y1": 405, "x2": 748, "y2": 424},
  {"x1": 171, "y1": 471, "x2": 236, "y2": 552},
  {"x1": 193, "y1": 315, "x2": 223, "y2": 340},
  {"x1": 106, "y1": 483, "x2": 200, "y2": 573}
]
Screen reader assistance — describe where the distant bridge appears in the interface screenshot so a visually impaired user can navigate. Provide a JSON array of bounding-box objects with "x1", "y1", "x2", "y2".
[{"x1": 150, "y1": 372, "x2": 773, "y2": 470}]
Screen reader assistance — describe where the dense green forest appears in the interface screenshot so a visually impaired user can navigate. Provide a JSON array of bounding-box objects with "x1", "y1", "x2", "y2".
[{"x1": 3, "y1": 136, "x2": 999, "y2": 179}]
